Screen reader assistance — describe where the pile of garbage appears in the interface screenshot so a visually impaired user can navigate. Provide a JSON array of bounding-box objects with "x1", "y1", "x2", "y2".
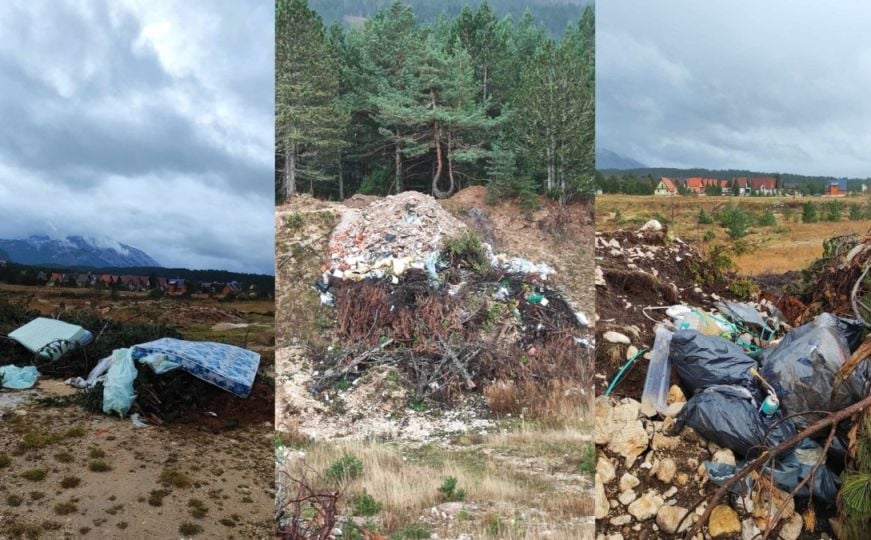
[
  {"x1": 309, "y1": 192, "x2": 587, "y2": 413},
  {"x1": 595, "y1": 223, "x2": 871, "y2": 539},
  {"x1": 1, "y1": 305, "x2": 261, "y2": 424},
  {"x1": 324, "y1": 191, "x2": 556, "y2": 286}
]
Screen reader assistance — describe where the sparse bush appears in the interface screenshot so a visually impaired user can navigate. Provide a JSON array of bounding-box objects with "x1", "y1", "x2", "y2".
[
  {"x1": 391, "y1": 523, "x2": 432, "y2": 539},
  {"x1": 697, "y1": 208, "x2": 713, "y2": 224},
  {"x1": 54, "y1": 501, "x2": 78, "y2": 515},
  {"x1": 437, "y1": 476, "x2": 466, "y2": 502},
  {"x1": 160, "y1": 469, "x2": 191, "y2": 488},
  {"x1": 179, "y1": 522, "x2": 203, "y2": 536},
  {"x1": 758, "y1": 208, "x2": 776, "y2": 226},
  {"x1": 0, "y1": 452, "x2": 10, "y2": 468},
  {"x1": 21, "y1": 468, "x2": 47, "y2": 481},
  {"x1": 802, "y1": 201, "x2": 819, "y2": 223},
  {"x1": 352, "y1": 490, "x2": 382, "y2": 516},
  {"x1": 825, "y1": 200, "x2": 844, "y2": 222},
  {"x1": 728, "y1": 278, "x2": 759, "y2": 299},
  {"x1": 443, "y1": 231, "x2": 487, "y2": 272},
  {"x1": 89, "y1": 460, "x2": 111, "y2": 472},
  {"x1": 716, "y1": 205, "x2": 750, "y2": 239},
  {"x1": 7, "y1": 494, "x2": 23, "y2": 507},
  {"x1": 325, "y1": 453, "x2": 364, "y2": 482},
  {"x1": 580, "y1": 443, "x2": 596, "y2": 475},
  {"x1": 60, "y1": 476, "x2": 81, "y2": 488},
  {"x1": 850, "y1": 203, "x2": 864, "y2": 221},
  {"x1": 702, "y1": 230, "x2": 716, "y2": 242}
]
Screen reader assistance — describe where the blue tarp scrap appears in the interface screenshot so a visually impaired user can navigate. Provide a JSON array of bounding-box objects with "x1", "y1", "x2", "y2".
[
  {"x1": 102, "y1": 348, "x2": 138, "y2": 417},
  {"x1": 131, "y1": 338, "x2": 260, "y2": 398}
]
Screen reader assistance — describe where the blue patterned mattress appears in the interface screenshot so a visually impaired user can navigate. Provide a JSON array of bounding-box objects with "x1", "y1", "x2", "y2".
[{"x1": 131, "y1": 338, "x2": 260, "y2": 398}]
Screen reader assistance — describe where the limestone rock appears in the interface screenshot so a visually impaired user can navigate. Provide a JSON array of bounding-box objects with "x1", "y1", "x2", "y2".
[
  {"x1": 597, "y1": 456, "x2": 616, "y2": 485},
  {"x1": 651, "y1": 433, "x2": 680, "y2": 450},
  {"x1": 605, "y1": 401, "x2": 649, "y2": 467},
  {"x1": 667, "y1": 384, "x2": 686, "y2": 404},
  {"x1": 594, "y1": 478, "x2": 609, "y2": 520},
  {"x1": 656, "y1": 458, "x2": 677, "y2": 484},
  {"x1": 610, "y1": 514, "x2": 631, "y2": 526},
  {"x1": 627, "y1": 491, "x2": 664, "y2": 521},
  {"x1": 618, "y1": 489, "x2": 637, "y2": 506},
  {"x1": 595, "y1": 396, "x2": 614, "y2": 445},
  {"x1": 712, "y1": 448, "x2": 736, "y2": 467},
  {"x1": 708, "y1": 505, "x2": 741, "y2": 538},
  {"x1": 656, "y1": 505, "x2": 690, "y2": 534},
  {"x1": 741, "y1": 518, "x2": 761, "y2": 540},
  {"x1": 603, "y1": 331, "x2": 631, "y2": 345},
  {"x1": 778, "y1": 513, "x2": 802, "y2": 540},
  {"x1": 619, "y1": 473, "x2": 640, "y2": 492}
]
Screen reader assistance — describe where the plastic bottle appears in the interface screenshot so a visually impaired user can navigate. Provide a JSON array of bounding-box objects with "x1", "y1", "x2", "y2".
[{"x1": 641, "y1": 325, "x2": 674, "y2": 414}]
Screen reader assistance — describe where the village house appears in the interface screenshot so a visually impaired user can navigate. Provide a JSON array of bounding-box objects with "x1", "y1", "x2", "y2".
[
  {"x1": 751, "y1": 176, "x2": 778, "y2": 195},
  {"x1": 823, "y1": 179, "x2": 848, "y2": 197},
  {"x1": 654, "y1": 177, "x2": 677, "y2": 196},
  {"x1": 685, "y1": 177, "x2": 723, "y2": 194}
]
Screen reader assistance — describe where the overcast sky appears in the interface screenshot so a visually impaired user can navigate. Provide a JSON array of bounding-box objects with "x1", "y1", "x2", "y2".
[
  {"x1": 0, "y1": 0, "x2": 274, "y2": 274},
  {"x1": 597, "y1": 0, "x2": 871, "y2": 177}
]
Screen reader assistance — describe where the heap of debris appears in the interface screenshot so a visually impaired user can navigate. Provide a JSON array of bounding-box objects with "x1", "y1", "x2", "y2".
[
  {"x1": 595, "y1": 222, "x2": 871, "y2": 540},
  {"x1": 307, "y1": 191, "x2": 588, "y2": 427}
]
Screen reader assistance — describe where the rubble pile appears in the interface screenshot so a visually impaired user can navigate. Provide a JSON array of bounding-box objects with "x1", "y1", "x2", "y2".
[
  {"x1": 310, "y1": 192, "x2": 588, "y2": 418},
  {"x1": 595, "y1": 222, "x2": 871, "y2": 539}
]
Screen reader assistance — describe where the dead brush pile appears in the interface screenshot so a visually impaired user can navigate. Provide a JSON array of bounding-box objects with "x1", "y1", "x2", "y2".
[{"x1": 309, "y1": 246, "x2": 587, "y2": 418}]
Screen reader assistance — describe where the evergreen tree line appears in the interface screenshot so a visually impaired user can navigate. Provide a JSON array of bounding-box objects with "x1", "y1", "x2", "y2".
[{"x1": 276, "y1": 0, "x2": 594, "y2": 204}]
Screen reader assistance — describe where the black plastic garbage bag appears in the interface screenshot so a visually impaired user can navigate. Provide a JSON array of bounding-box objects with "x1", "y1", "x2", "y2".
[
  {"x1": 669, "y1": 330, "x2": 759, "y2": 395},
  {"x1": 836, "y1": 316, "x2": 866, "y2": 353},
  {"x1": 704, "y1": 438, "x2": 840, "y2": 504},
  {"x1": 675, "y1": 385, "x2": 796, "y2": 457},
  {"x1": 761, "y1": 314, "x2": 870, "y2": 429}
]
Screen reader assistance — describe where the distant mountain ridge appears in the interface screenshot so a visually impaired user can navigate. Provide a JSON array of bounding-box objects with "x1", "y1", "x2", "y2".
[
  {"x1": 0, "y1": 235, "x2": 161, "y2": 268},
  {"x1": 596, "y1": 148, "x2": 646, "y2": 170}
]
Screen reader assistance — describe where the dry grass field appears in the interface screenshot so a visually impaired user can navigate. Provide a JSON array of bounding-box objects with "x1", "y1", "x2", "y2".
[{"x1": 596, "y1": 194, "x2": 871, "y2": 275}]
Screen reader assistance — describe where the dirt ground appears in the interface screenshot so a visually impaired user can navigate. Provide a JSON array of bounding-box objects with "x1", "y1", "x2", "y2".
[
  {"x1": 596, "y1": 194, "x2": 871, "y2": 275},
  {"x1": 274, "y1": 188, "x2": 596, "y2": 539},
  {"x1": 0, "y1": 285, "x2": 275, "y2": 539}
]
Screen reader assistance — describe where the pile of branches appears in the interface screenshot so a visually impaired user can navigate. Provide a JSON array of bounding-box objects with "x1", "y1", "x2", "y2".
[
  {"x1": 799, "y1": 233, "x2": 871, "y2": 326},
  {"x1": 310, "y1": 261, "x2": 584, "y2": 402}
]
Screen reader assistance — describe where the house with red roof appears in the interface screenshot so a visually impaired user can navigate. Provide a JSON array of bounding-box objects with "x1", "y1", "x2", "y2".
[
  {"x1": 751, "y1": 176, "x2": 778, "y2": 195},
  {"x1": 654, "y1": 177, "x2": 677, "y2": 196}
]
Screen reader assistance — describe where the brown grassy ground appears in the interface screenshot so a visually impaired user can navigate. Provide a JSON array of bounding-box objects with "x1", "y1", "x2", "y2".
[
  {"x1": 596, "y1": 194, "x2": 871, "y2": 275},
  {"x1": 0, "y1": 284, "x2": 274, "y2": 538}
]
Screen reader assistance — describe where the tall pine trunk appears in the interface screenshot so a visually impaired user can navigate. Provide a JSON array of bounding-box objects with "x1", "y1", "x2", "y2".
[
  {"x1": 285, "y1": 144, "x2": 296, "y2": 200},
  {"x1": 394, "y1": 129, "x2": 403, "y2": 193}
]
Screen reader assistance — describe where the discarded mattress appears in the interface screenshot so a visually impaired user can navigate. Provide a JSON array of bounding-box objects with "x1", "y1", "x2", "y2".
[
  {"x1": 8, "y1": 318, "x2": 94, "y2": 360},
  {"x1": 0, "y1": 365, "x2": 40, "y2": 389},
  {"x1": 131, "y1": 338, "x2": 260, "y2": 398}
]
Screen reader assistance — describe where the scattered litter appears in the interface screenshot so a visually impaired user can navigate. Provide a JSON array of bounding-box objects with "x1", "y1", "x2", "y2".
[
  {"x1": 669, "y1": 330, "x2": 758, "y2": 396},
  {"x1": 130, "y1": 413, "x2": 148, "y2": 428},
  {"x1": 640, "y1": 326, "x2": 672, "y2": 414},
  {"x1": 0, "y1": 365, "x2": 40, "y2": 389}
]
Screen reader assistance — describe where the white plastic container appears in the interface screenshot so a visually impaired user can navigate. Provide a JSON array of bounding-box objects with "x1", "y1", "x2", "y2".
[{"x1": 641, "y1": 325, "x2": 674, "y2": 415}]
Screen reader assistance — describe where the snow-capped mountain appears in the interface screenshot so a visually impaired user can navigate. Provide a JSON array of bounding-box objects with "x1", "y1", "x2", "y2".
[{"x1": 0, "y1": 235, "x2": 161, "y2": 268}]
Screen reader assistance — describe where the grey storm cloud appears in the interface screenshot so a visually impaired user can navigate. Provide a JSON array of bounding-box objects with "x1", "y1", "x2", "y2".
[
  {"x1": 0, "y1": 0, "x2": 274, "y2": 274},
  {"x1": 597, "y1": 0, "x2": 871, "y2": 177}
]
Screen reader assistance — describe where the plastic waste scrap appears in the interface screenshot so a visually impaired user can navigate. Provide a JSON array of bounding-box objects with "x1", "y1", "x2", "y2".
[
  {"x1": 668, "y1": 330, "x2": 759, "y2": 396},
  {"x1": 675, "y1": 384, "x2": 796, "y2": 458},
  {"x1": 102, "y1": 348, "x2": 138, "y2": 417},
  {"x1": 137, "y1": 352, "x2": 182, "y2": 375},
  {"x1": 0, "y1": 365, "x2": 40, "y2": 389},
  {"x1": 130, "y1": 413, "x2": 148, "y2": 429},
  {"x1": 641, "y1": 325, "x2": 673, "y2": 413},
  {"x1": 715, "y1": 300, "x2": 775, "y2": 340},
  {"x1": 8, "y1": 317, "x2": 94, "y2": 361},
  {"x1": 704, "y1": 438, "x2": 840, "y2": 503},
  {"x1": 761, "y1": 314, "x2": 870, "y2": 429},
  {"x1": 65, "y1": 354, "x2": 114, "y2": 389}
]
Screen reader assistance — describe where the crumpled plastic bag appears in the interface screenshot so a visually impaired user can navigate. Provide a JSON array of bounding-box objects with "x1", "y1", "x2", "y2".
[
  {"x1": 705, "y1": 438, "x2": 839, "y2": 504},
  {"x1": 761, "y1": 314, "x2": 870, "y2": 429},
  {"x1": 0, "y1": 365, "x2": 40, "y2": 389},
  {"x1": 669, "y1": 330, "x2": 759, "y2": 396},
  {"x1": 102, "y1": 348, "x2": 138, "y2": 417},
  {"x1": 675, "y1": 385, "x2": 796, "y2": 457}
]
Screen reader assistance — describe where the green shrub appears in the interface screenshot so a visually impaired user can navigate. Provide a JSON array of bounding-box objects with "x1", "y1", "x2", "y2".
[
  {"x1": 850, "y1": 203, "x2": 864, "y2": 221},
  {"x1": 802, "y1": 202, "x2": 818, "y2": 223},
  {"x1": 697, "y1": 208, "x2": 713, "y2": 224},
  {"x1": 437, "y1": 476, "x2": 466, "y2": 502},
  {"x1": 702, "y1": 230, "x2": 716, "y2": 242},
  {"x1": 579, "y1": 443, "x2": 596, "y2": 475},
  {"x1": 728, "y1": 278, "x2": 759, "y2": 299},
  {"x1": 758, "y1": 208, "x2": 776, "y2": 226},
  {"x1": 825, "y1": 200, "x2": 844, "y2": 222},
  {"x1": 325, "y1": 453, "x2": 364, "y2": 482},
  {"x1": 352, "y1": 490, "x2": 383, "y2": 516}
]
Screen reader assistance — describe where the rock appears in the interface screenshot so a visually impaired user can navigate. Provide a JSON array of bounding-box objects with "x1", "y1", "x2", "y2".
[
  {"x1": 627, "y1": 491, "x2": 664, "y2": 521},
  {"x1": 712, "y1": 448, "x2": 736, "y2": 467},
  {"x1": 605, "y1": 402, "x2": 649, "y2": 467},
  {"x1": 667, "y1": 385, "x2": 686, "y2": 404},
  {"x1": 777, "y1": 512, "x2": 802, "y2": 540},
  {"x1": 603, "y1": 331, "x2": 631, "y2": 345},
  {"x1": 675, "y1": 472, "x2": 689, "y2": 486},
  {"x1": 752, "y1": 482, "x2": 794, "y2": 529},
  {"x1": 663, "y1": 486, "x2": 678, "y2": 499},
  {"x1": 663, "y1": 402, "x2": 685, "y2": 417},
  {"x1": 656, "y1": 458, "x2": 677, "y2": 484},
  {"x1": 708, "y1": 505, "x2": 741, "y2": 538},
  {"x1": 640, "y1": 219, "x2": 663, "y2": 232},
  {"x1": 595, "y1": 478, "x2": 609, "y2": 520},
  {"x1": 610, "y1": 514, "x2": 631, "y2": 526},
  {"x1": 595, "y1": 396, "x2": 614, "y2": 445},
  {"x1": 656, "y1": 505, "x2": 690, "y2": 534},
  {"x1": 741, "y1": 518, "x2": 761, "y2": 540},
  {"x1": 639, "y1": 401, "x2": 658, "y2": 418},
  {"x1": 618, "y1": 489, "x2": 637, "y2": 506},
  {"x1": 597, "y1": 456, "x2": 616, "y2": 485},
  {"x1": 619, "y1": 473, "x2": 640, "y2": 492},
  {"x1": 651, "y1": 433, "x2": 680, "y2": 450},
  {"x1": 606, "y1": 535, "x2": 623, "y2": 540},
  {"x1": 626, "y1": 345, "x2": 639, "y2": 360}
]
